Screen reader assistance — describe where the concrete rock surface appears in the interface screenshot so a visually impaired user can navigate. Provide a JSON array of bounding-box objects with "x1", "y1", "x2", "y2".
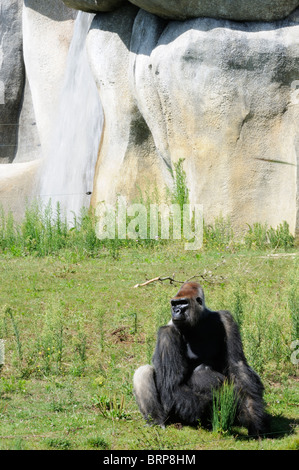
[
  {"x1": 63, "y1": 0, "x2": 299, "y2": 21},
  {"x1": 0, "y1": 0, "x2": 25, "y2": 163},
  {"x1": 2, "y1": 0, "x2": 299, "y2": 236},
  {"x1": 87, "y1": 6, "x2": 299, "y2": 233},
  {"x1": 22, "y1": 0, "x2": 76, "y2": 154},
  {"x1": 0, "y1": 160, "x2": 40, "y2": 220},
  {"x1": 62, "y1": 0, "x2": 127, "y2": 13},
  {"x1": 128, "y1": 0, "x2": 299, "y2": 21},
  {"x1": 1, "y1": 0, "x2": 76, "y2": 215}
]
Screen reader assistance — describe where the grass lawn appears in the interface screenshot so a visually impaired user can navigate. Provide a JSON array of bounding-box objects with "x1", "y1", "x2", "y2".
[{"x1": 0, "y1": 242, "x2": 298, "y2": 450}]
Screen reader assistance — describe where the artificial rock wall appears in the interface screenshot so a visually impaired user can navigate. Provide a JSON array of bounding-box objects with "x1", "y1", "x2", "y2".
[
  {"x1": 1, "y1": 0, "x2": 299, "y2": 235},
  {"x1": 0, "y1": 0, "x2": 76, "y2": 218},
  {"x1": 72, "y1": 0, "x2": 299, "y2": 233}
]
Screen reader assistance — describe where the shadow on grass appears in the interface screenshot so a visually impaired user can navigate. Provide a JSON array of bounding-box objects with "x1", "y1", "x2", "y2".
[
  {"x1": 233, "y1": 414, "x2": 299, "y2": 441},
  {"x1": 265, "y1": 414, "x2": 299, "y2": 440}
]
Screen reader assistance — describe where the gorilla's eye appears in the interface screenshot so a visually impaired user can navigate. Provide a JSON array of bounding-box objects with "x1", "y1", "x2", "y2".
[{"x1": 196, "y1": 297, "x2": 203, "y2": 305}]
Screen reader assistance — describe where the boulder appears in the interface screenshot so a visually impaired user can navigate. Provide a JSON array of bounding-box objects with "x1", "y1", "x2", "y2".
[
  {"x1": 62, "y1": 0, "x2": 127, "y2": 13},
  {"x1": 62, "y1": 0, "x2": 299, "y2": 21},
  {"x1": 0, "y1": 0, "x2": 25, "y2": 163},
  {"x1": 128, "y1": 0, "x2": 299, "y2": 21},
  {"x1": 87, "y1": 7, "x2": 299, "y2": 233}
]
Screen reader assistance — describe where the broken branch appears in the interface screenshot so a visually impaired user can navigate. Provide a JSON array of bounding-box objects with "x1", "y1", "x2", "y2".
[
  {"x1": 133, "y1": 263, "x2": 227, "y2": 288},
  {"x1": 133, "y1": 275, "x2": 185, "y2": 288}
]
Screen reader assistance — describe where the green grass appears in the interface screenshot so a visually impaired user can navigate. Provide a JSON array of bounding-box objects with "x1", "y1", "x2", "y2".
[{"x1": 0, "y1": 237, "x2": 298, "y2": 450}]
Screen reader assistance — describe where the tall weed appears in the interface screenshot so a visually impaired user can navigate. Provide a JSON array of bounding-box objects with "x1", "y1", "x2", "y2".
[
  {"x1": 245, "y1": 222, "x2": 294, "y2": 250},
  {"x1": 289, "y1": 283, "x2": 299, "y2": 341},
  {"x1": 170, "y1": 158, "x2": 189, "y2": 210},
  {"x1": 203, "y1": 215, "x2": 234, "y2": 250},
  {"x1": 0, "y1": 195, "x2": 295, "y2": 258},
  {"x1": 212, "y1": 381, "x2": 238, "y2": 434},
  {"x1": 4, "y1": 307, "x2": 23, "y2": 366},
  {"x1": 35, "y1": 304, "x2": 64, "y2": 375}
]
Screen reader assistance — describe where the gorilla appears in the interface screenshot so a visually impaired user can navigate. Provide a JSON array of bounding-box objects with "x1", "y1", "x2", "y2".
[{"x1": 133, "y1": 282, "x2": 267, "y2": 435}]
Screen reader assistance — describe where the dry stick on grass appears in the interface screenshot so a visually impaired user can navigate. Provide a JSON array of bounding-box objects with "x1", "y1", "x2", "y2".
[
  {"x1": 133, "y1": 271, "x2": 226, "y2": 288},
  {"x1": 133, "y1": 275, "x2": 184, "y2": 288}
]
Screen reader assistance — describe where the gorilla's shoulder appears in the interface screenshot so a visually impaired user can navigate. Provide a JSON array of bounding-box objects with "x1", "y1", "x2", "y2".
[
  {"x1": 217, "y1": 310, "x2": 235, "y2": 322},
  {"x1": 208, "y1": 309, "x2": 237, "y2": 332},
  {"x1": 217, "y1": 309, "x2": 241, "y2": 337},
  {"x1": 158, "y1": 324, "x2": 179, "y2": 336},
  {"x1": 204, "y1": 309, "x2": 234, "y2": 323}
]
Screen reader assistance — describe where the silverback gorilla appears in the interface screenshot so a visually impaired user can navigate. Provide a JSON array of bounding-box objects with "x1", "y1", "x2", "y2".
[{"x1": 133, "y1": 282, "x2": 267, "y2": 435}]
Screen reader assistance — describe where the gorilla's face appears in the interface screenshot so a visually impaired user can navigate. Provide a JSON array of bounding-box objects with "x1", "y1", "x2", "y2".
[
  {"x1": 170, "y1": 282, "x2": 205, "y2": 329},
  {"x1": 171, "y1": 298, "x2": 190, "y2": 325},
  {"x1": 170, "y1": 296, "x2": 203, "y2": 328}
]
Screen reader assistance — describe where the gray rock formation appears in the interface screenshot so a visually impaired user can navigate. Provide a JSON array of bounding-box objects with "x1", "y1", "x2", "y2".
[
  {"x1": 23, "y1": 0, "x2": 76, "y2": 153},
  {"x1": 87, "y1": 6, "x2": 299, "y2": 233},
  {"x1": 0, "y1": 160, "x2": 40, "y2": 219},
  {"x1": 1, "y1": 0, "x2": 299, "y2": 236},
  {"x1": 0, "y1": 0, "x2": 76, "y2": 220},
  {"x1": 62, "y1": 0, "x2": 126, "y2": 13},
  {"x1": 63, "y1": 0, "x2": 299, "y2": 21},
  {"x1": 129, "y1": 0, "x2": 299, "y2": 21},
  {"x1": 88, "y1": 5, "x2": 172, "y2": 208},
  {"x1": 0, "y1": 0, "x2": 25, "y2": 163},
  {"x1": 14, "y1": 77, "x2": 41, "y2": 163}
]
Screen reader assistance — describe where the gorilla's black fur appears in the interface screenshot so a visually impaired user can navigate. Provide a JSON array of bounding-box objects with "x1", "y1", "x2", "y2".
[{"x1": 133, "y1": 282, "x2": 267, "y2": 435}]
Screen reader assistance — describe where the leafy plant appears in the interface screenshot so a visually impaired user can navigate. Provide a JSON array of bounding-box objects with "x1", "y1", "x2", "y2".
[{"x1": 92, "y1": 393, "x2": 128, "y2": 420}]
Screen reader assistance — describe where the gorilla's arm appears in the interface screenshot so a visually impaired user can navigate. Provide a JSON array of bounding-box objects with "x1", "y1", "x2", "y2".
[
  {"x1": 152, "y1": 325, "x2": 188, "y2": 397},
  {"x1": 152, "y1": 325, "x2": 215, "y2": 425},
  {"x1": 219, "y1": 310, "x2": 267, "y2": 434}
]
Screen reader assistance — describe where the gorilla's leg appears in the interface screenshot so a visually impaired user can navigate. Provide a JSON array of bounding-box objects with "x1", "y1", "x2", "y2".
[
  {"x1": 175, "y1": 364, "x2": 226, "y2": 427},
  {"x1": 133, "y1": 365, "x2": 166, "y2": 426},
  {"x1": 219, "y1": 310, "x2": 268, "y2": 435},
  {"x1": 188, "y1": 364, "x2": 225, "y2": 393},
  {"x1": 232, "y1": 362, "x2": 269, "y2": 436},
  {"x1": 169, "y1": 365, "x2": 225, "y2": 427}
]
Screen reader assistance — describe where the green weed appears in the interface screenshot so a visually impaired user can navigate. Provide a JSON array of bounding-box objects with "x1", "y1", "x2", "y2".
[
  {"x1": 4, "y1": 307, "x2": 23, "y2": 366},
  {"x1": 268, "y1": 221, "x2": 295, "y2": 249},
  {"x1": 245, "y1": 222, "x2": 294, "y2": 250},
  {"x1": 212, "y1": 381, "x2": 238, "y2": 434},
  {"x1": 92, "y1": 393, "x2": 128, "y2": 420},
  {"x1": 45, "y1": 438, "x2": 72, "y2": 450},
  {"x1": 0, "y1": 194, "x2": 295, "y2": 258},
  {"x1": 170, "y1": 158, "x2": 189, "y2": 211},
  {"x1": 289, "y1": 283, "x2": 299, "y2": 341},
  {"x1": 203, "y1": 215, "x2": 234, "y2": 250},
  {"x1": 35, "y1": 304, "x2": 64, "y2": 375},
  {"x1": 232, "y1": 283, "x2": 246, "y2": 331},
  {"x1": 86, "y1": 436, "x2": 110, "y2": 449}
]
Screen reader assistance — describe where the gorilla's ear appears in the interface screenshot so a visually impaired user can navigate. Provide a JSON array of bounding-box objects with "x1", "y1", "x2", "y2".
[{"x1": 196, "y1": 297, "x2": 203, "y2": 305}]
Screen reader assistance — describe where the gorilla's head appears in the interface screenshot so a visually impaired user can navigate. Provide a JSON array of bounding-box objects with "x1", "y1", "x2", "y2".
[{"x1": 170, "y1": 282, "x2": 205, "y2": 329}]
